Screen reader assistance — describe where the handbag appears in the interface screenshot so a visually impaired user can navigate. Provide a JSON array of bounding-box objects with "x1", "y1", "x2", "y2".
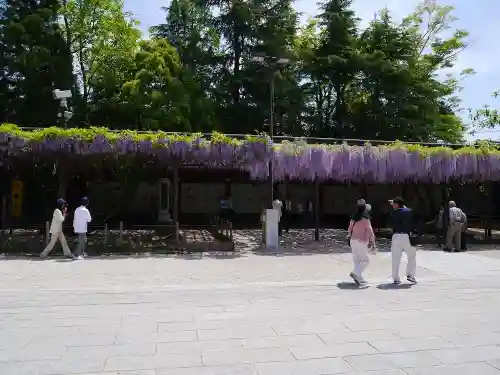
[{"x1": 409, "y1": 232, "x2": 419, "y2": 246}]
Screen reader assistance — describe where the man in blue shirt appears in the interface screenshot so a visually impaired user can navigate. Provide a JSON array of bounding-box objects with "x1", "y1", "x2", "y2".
[
  {"x1": 389, "y1": 197, "x2": 417, "y2": 285},
  {"x1": 219, "y1": 194, "x2": 233, "y2": 223}
]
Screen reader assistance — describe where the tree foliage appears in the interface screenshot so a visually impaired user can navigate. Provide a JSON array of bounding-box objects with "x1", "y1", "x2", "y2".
[
  {"x1": 0, "y1": 0, "x2": 73, "y2": 127},
  {"x1": 119, "y1": 39, "x2": 194, "y2": 131},
  {"x1": 59, "y1": 0, "x2": 141, "y2": 123},
  {"x1": 471, "y1": 90, "x2": 500, "y2": 131},
  {"x1": 0, "y1": 0, "x2": 478, "y2": 142}
]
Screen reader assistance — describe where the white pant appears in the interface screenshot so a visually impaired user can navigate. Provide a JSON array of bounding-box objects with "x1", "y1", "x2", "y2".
[
  {"x1": 391, "y1": 233, "x2": 416, "y2": 281},
  {"x1": 41, "y1": 232, "x2": 72, "y2": 257},
  {"x1": 350, "y1": 239, "x2": 370, "y2": 281}
]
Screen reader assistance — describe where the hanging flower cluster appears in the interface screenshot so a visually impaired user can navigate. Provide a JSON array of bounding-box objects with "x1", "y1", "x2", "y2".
[
  {"x1": 2, "y1": 124, "x2": 500, "y2": 183},
  {"x1": 272, "y1": 142, "x2": 500, "y2": 182}
]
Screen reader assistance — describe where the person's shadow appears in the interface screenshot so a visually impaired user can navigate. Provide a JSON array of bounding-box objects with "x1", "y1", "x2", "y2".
[
  {"x1": 376, "y1": 283, "x2": 413, "y2": 290},
  {"x1": 336, "y1": 282, "x2": 370, "y2": 290},
  {"x1": 336, "y1": 282, "x2": 414, "y2": 290}
]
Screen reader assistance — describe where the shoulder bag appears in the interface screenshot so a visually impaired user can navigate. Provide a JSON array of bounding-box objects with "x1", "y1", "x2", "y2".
[{"x1": 347, "y1": 220, "x2": 357, "y2": 246}]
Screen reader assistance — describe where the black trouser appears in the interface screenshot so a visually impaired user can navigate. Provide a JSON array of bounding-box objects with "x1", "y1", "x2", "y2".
[
  {"x1": 435, "y1": 231, "x2": 444, "y2": 247},
  {"x1": 460, "y1": 231, "x2": 467, "y2": 250},
  {"x1": 219, "y1": 208, "x2": 232, "y2": 222}
]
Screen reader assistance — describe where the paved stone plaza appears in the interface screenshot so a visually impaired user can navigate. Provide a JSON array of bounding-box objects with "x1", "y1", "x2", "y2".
[{"x1": 2, "y1": 231, "x2": 500, "y2": 374}]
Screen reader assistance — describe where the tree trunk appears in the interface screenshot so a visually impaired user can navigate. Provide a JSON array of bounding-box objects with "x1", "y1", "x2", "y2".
[
  {"x1": 78, "y1": 37, "x2": 89, "y2": 124},
  {"x1": 61, "y1": 2, "x2": 76, "y2": 92}
]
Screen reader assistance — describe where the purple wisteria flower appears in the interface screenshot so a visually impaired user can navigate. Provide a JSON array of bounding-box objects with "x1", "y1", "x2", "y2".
[{"x1": 3, "y1": 128, "x2": 500, "y2": 183}]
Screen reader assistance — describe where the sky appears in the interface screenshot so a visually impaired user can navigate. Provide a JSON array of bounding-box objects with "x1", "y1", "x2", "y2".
[{"x1": 124, "y1": 0, "x2": 500, "y2": 141}]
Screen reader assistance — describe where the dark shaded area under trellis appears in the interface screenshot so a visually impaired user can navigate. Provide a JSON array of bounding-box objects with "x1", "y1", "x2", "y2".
[
  {"x1": 1, "y1": 169, "x2": 500, "y2": 253},
  {"x1": 2, "y1": 171, "x2": 498, "y2": 228}
]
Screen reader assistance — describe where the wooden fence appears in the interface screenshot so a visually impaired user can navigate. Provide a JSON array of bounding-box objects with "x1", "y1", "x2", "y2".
[{"x1": 0, "y1": 221, "x2": 235, "y2": 255}]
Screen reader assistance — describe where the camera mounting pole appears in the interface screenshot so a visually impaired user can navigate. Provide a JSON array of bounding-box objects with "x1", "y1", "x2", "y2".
[{"x1": 53, "y1": 89, "x2": 73, "y2": 128}]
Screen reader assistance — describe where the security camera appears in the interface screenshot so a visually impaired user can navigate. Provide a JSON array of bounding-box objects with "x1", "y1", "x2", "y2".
[{"x1": 53, "y1": 89, "x2": 72, "y2": 100}]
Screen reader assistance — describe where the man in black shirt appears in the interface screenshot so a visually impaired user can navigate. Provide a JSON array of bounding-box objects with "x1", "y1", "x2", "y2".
[{"x1": 389, "y1": 197, "x2": 417, "y2": 285}]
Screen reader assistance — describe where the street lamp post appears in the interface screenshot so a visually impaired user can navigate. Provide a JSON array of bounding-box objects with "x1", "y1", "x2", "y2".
[{"x1": 250, "y1": 55, "x2": 290, "y2": 208}]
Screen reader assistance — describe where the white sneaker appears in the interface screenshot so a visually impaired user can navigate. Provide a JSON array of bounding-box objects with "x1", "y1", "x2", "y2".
[{"x1": 76, "y1": 256, "x2": 84, "y2": 260}]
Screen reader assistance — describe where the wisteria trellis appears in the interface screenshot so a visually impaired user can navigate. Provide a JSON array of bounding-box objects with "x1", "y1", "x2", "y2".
[{"x1": 2, "y1": 125, "x2": 500, "y2": 183}]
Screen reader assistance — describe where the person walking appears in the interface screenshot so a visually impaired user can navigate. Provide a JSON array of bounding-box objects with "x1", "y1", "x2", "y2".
[
  {"x1": 40, "y1": 198, "x2": 73, "y2": 259},
  {"x1": 73, "y1": 197, "x2": 92, "y2": 260},
  {"x1": 445, "y1": 201, "x2": 466, "y2": 252},
  {"x1": 347, "y1": 202, "x2": 376, "y2": 286},
  {"x1": 389, "y1": 197, "x2": 417, "y2": 285}
]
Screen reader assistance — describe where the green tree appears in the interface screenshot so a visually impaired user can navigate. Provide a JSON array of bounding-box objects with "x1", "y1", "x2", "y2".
[
  {"x1": 351, "y1": 9, "x2": 433, "y2": 140},
  {"x1": 349, "y1": 3, "x2": 467, "y2": 142},
  {"x1": 405, "y1": 0, "x2": 469, "y2": 71},
  {"x1": 151, "y1": 0, "x2": 217, "y2": 132},
  {"x1": 0, "y1": 0, "x2": 73, "y2": 126},
  {"x1": 246, "y1": 0, "x2": 298, "y2": 136},
  {"x1": 291, "y1": 19, "x2": 324, "y2": 136},
  {"x1": 151, "y1": 0, "x2": 217, "y2": 76},
  {"x1": 145, "y1": 0, "x2": 473, "y2": 141},
  {"x1": 0, "y1": 0, "x2": 475, "y2": 144},
  {"x1": 407, "y1": 0, "x2": 470, "y2": 142},
  {"x1": 307, "y1": 0, "x2": 360, "y2": 137},
  {"x1": 118, "y1": 39, "x2": 193, "y2": 131},
  {"x1": 59, "y1": 0, "x2": 141, "y2": 124},
  {"x1": 153, "y1": 0, "x2": 299, "y2": 134},
  {"x1": 471, "y1": 91, "x2": 500, "y2": 131}
]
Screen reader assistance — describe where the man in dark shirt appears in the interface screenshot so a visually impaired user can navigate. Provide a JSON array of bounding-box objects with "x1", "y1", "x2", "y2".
[
  {"x1": 219, "y1": 195, "x2": 233, "y2": 223},
  {"x1": 389, "y1": 197, "x2": 417, "y2": 285}
]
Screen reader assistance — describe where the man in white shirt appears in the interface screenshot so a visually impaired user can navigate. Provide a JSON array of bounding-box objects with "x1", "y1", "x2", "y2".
[{"x1": 73, "y1": 197, "x2": 92, "y2": 260}]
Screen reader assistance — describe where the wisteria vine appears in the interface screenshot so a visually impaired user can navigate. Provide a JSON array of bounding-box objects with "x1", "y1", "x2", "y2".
[{"x1": 2, "y1": 124, "x2": 500, "y2": 183}]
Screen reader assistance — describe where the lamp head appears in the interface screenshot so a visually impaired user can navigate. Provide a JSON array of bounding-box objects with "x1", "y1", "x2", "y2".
[
  {"x1": 53, "y1": 89, "x2": 72, "y2": 100},
  {"x1": 276, "y1": 58, "x2": 290, "y2": 65},
  {"x1": 251, "y1": 56, "x2": 265, "y2": 63}
]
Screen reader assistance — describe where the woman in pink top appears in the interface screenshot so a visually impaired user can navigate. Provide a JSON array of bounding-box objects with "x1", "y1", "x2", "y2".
[{"x1": 347, "y1": 202, "x2": 376, "y2": 285}]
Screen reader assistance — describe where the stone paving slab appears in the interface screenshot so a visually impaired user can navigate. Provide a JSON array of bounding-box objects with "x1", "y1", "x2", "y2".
[{"x1": 2, "y1": 248, "x2": 500, "y2": 374}]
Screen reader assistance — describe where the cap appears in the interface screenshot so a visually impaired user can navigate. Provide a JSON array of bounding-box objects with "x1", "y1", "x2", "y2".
[
  {"x1": 393, "y1": 197, "x2": 405, "y2": 206},
  {"x1": 56, "y1": 198, "x2": 66, "y2": 205}
]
